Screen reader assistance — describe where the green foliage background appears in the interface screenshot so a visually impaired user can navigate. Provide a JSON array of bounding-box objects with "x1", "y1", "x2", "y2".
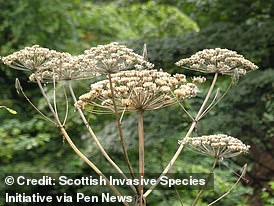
[{"x1": 0, "y1": 0, "x2": 273, "y2": 205}]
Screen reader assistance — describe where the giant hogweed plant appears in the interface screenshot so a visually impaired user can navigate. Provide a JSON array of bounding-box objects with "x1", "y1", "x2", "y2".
[{"x1": 2, "y1": 43, "x2": 258, "y2": 206}]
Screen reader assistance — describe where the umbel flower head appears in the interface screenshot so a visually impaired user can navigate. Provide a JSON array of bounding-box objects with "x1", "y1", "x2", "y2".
[
  {"x1": 184, "y1": 134, "x2": 250, "y2": 158},
  {"x1": 77, "y1": 69, "x2": 203, "y2": 113},
  {"x1": 29, "y1": 54, "x2": 99, "y2": 81},
  {"x1": 2, "y1": 45, "x2": 99, "y2": 82},
  {"x1": 2, "y1": 45, "x2": 59, "y2": 72},
  {"x1": 84, "y1": 42, "x2": 154, "y2": 74},
  {"x1": 176, "y1": 48, "x2": 258, "y2": 82}
]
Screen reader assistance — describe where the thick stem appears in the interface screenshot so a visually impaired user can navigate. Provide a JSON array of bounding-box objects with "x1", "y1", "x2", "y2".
[
  {"x1": 192, "y1": 158, "x2": 218, "y2": 206},
  {"x1": 144, "y1": 73, "x2": 219, "y2": 197},
  {"x1": 107, "y1": 73, "x2": 136, "y2": 182},
  {"x1": 67, "y1": 81, "x2": 137, "y2": 193},
  {"x1": 59, "y1": 127, "x2": 125, "y2": 200},
  {"x1": 138, "y1": 111, "x2": 145, "y2": 206},
  {"x1": 36, "y1": 80, "x2": 128, "y2": 205},
  {"x1": 143, "y1": 122, "x2": 196, "y2": 197}
]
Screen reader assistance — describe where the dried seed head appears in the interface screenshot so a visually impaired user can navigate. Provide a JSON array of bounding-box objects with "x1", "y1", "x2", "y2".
[
  {"x1": 2, "y1": 45, "x2": 99, "y2": 81},
  {"x1": 192, "y1": 76, "x2": 206, "y2": 84},
  {"x1": 2, "y1": 45, "x2": 58, "y2": 72},
  {"x1": 185, "y1": 134, "x2": 250, "y2": 158},
  {"x1": 77, "y1": 69, "x2": 202, "y2": 113},
  {"x1": 176, "y1": 48, "x2": 258, "y2": 82},
  {"x1": 84, "y1": 42, "x2": 154, "y2": 74},
  {"x1": 38, "y1": 54, "x2": 99, "y2": 81}
]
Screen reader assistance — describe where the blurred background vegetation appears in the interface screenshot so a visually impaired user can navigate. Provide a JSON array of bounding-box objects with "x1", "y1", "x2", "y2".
[{"x1": 0, "y1": 0, "x2": 273, "y2": 205}]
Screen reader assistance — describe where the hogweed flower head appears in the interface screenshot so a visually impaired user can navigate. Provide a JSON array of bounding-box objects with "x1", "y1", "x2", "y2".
[
  {"x1": 191, "y1": 76, "x2": 206, "y2": 84},
  {"x1": 77, "y1": 69, "x2": 202, "y2": 113},
  {"x1": 2, "y1": 45, "x2": 59, "y2": 72},
  {"x1": 29, "y1": 54, "x2": 99, "y2": 81},
  {"x1": 176, "y1": 48, "x2": 258, "y2": 82},
  {"x1": 2, "y1": 45, "x2": 99, "y2": 82},
  {"x1": 84, "y1": 42, "x2": 154, "y2": 74},
  {"x1": 184, "y1": 134, "x2": 250, "y2": 158}
]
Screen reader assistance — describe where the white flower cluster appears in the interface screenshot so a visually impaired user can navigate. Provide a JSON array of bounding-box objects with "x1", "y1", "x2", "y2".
[
  {"x1": 185, "y1": 134, "x2": 250, "y2": 158},
  {"x1": 176, "y1": 48, "x2": 258, "y2": 78},
  {"x1": 2, "y1": 45, "x2": 99, "y2": 81},
  {"x1": 84, "y1": 42, "x2": 154, "y2": 74},
  {"x1": 77, "y1": 69, "x2": 201, "y2": 113}
]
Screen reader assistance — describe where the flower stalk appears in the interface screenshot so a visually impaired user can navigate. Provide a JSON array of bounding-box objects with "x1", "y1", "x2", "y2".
[
  {"x1": 2, "y1": 44, "x2": 257, "y2": 205},
  {"x1": 107, "y1": 73, "x2": 137, "y2": 183},
  {"x1": 144, "y1": 73, "x2": 218, "y2": 197},
  {"x1": 192, "y1": 157, "x2": 218, "y2": 206},
  {"x1": 138, "y1": 110, "x2": 145, "y2": 205},
  {"x1": 36, "y1": 80, "x2": 127, "y2": 205},
  {"x1": 208, "y1": 164, "x2": 247, "y2": 205},
  {"x1": 67, "y1": 80, "x2": 137, "y2": 193}
]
